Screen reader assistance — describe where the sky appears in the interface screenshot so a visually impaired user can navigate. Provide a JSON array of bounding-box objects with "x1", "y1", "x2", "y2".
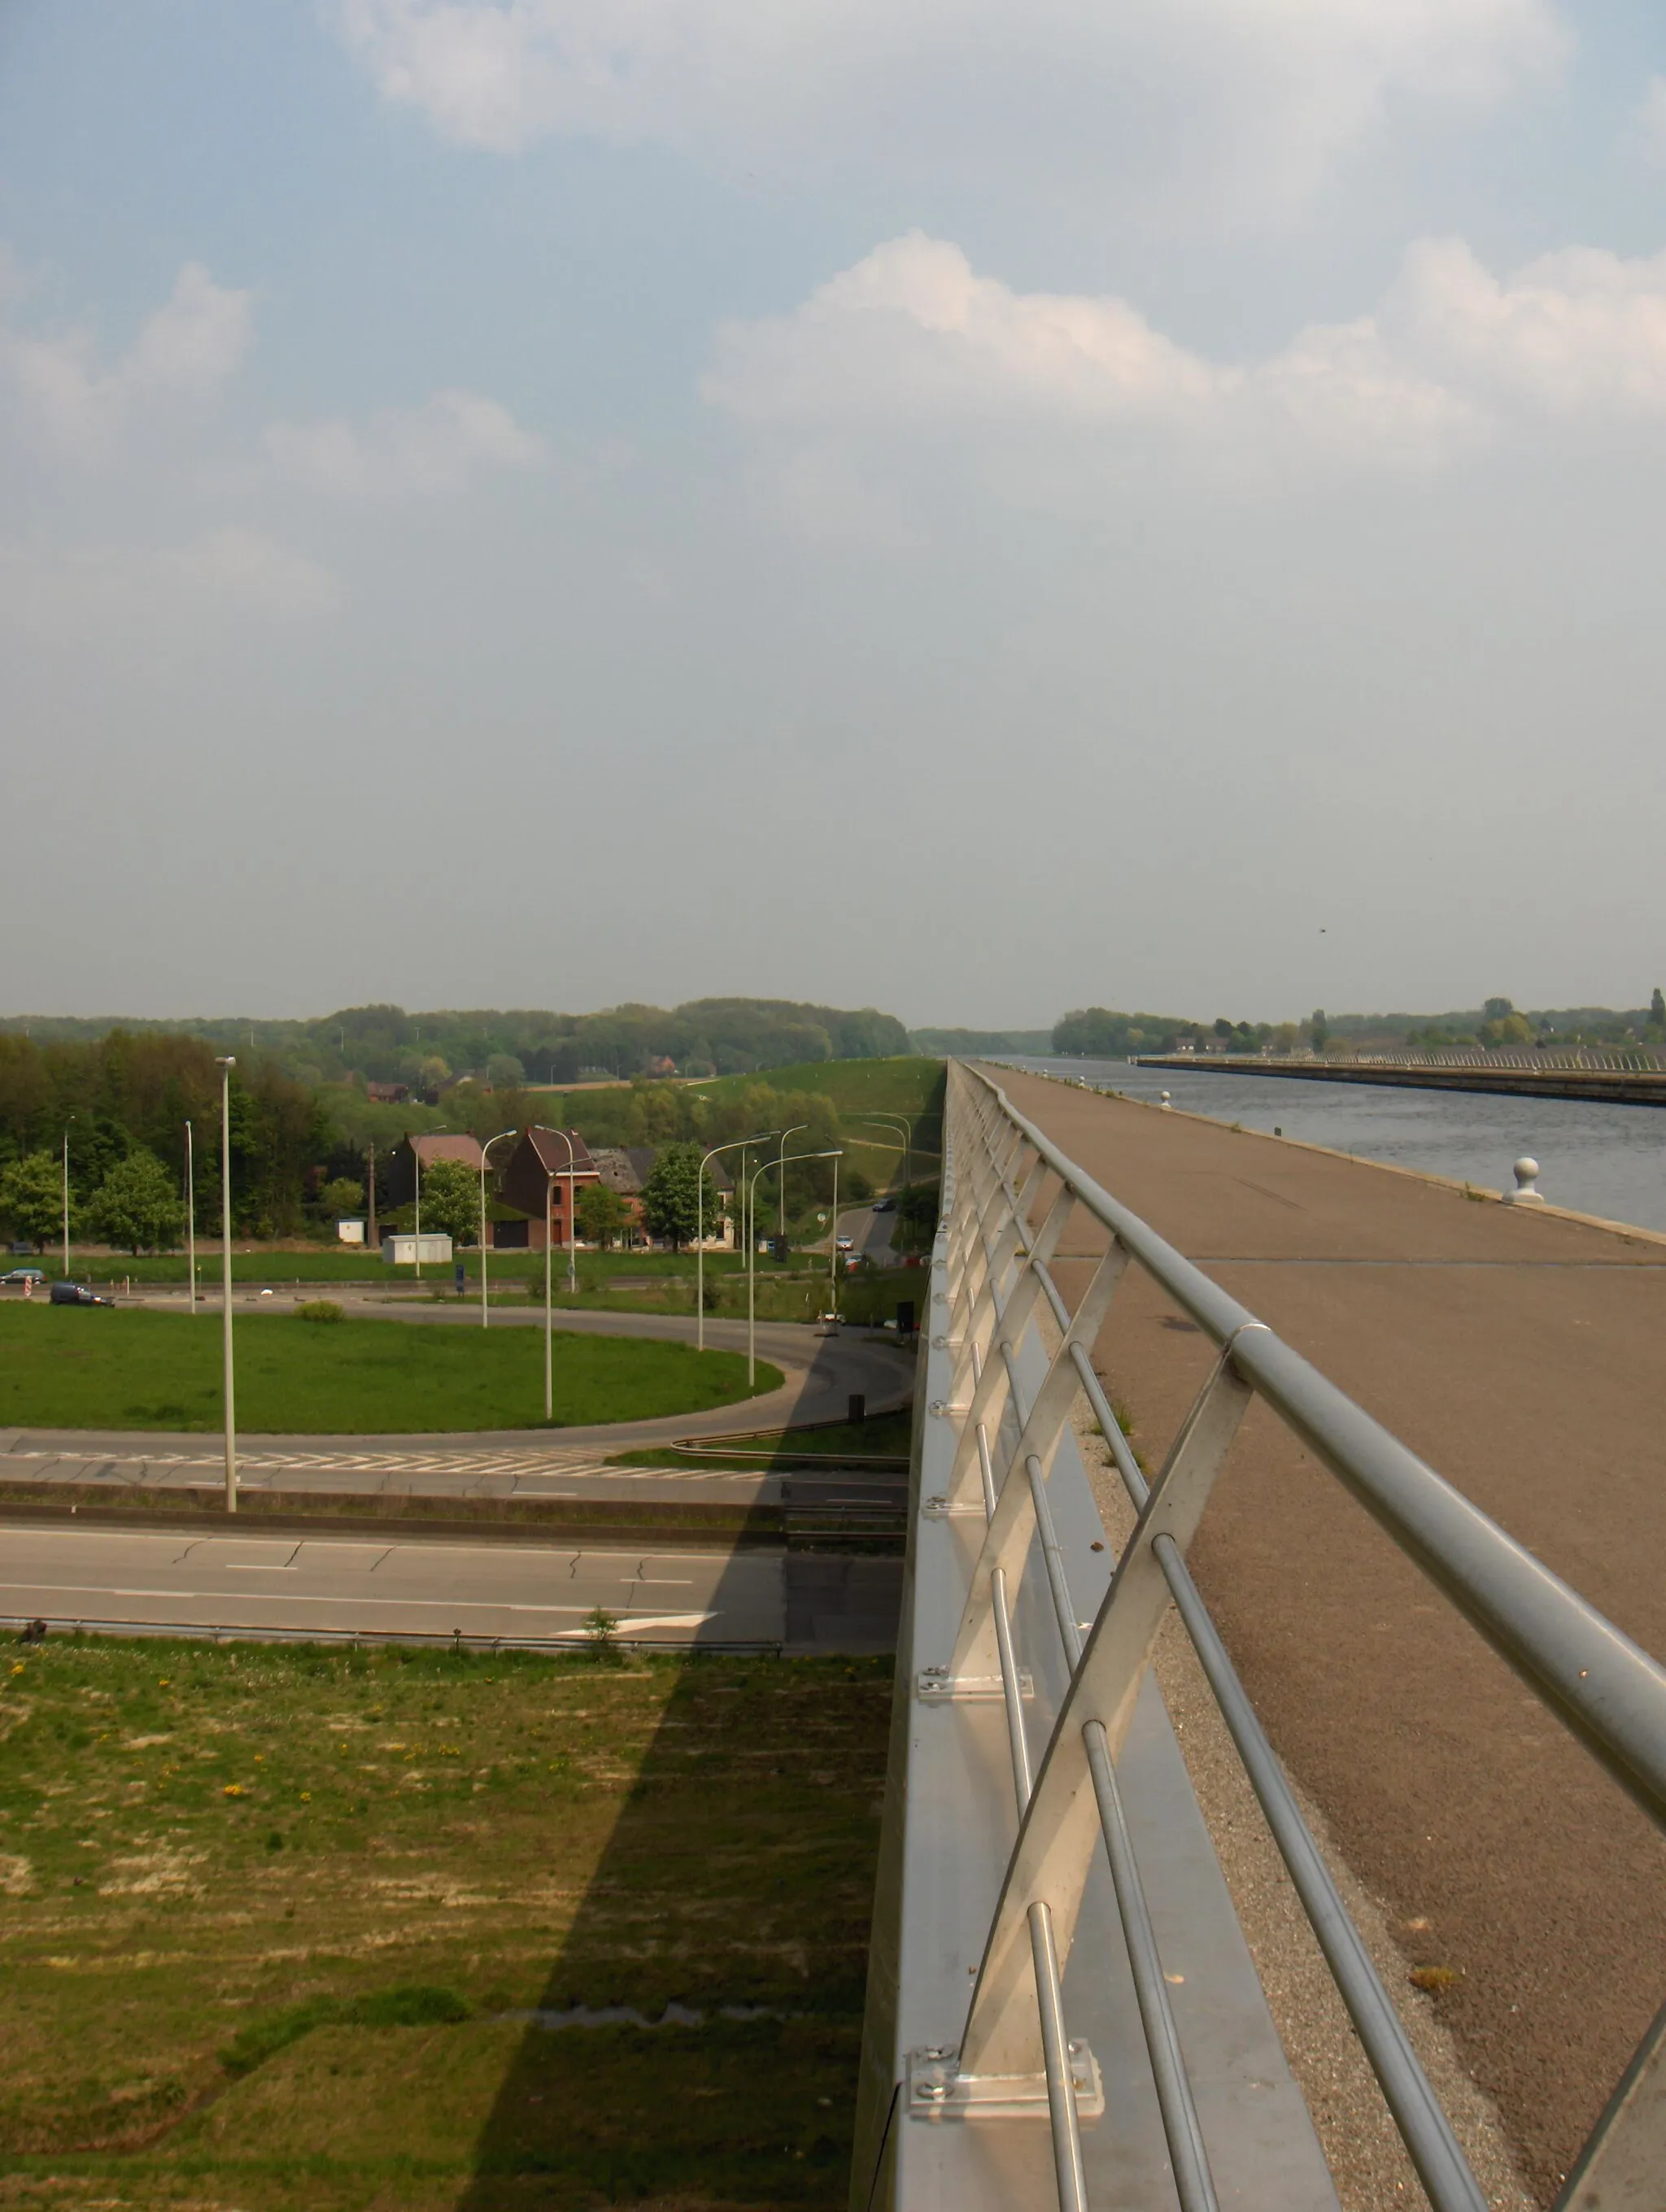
[{"x1": 3, "y1": 0, "x2": 1666, "y2": 1030}]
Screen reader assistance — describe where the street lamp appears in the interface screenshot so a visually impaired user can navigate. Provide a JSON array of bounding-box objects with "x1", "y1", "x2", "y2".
[
  {"x1": 774, "y1": 1124, "x2": 807, "y2": 1243},
  {"x1": 748, "y1": 1147, "x2": 840, "y2": 1386},
  {"x1": 477, "y1": 1128, "x2": 518, "y2": 1328},
  {"x1": 59, "y1": 1117, "x2": 76, "y2": 1279},
  {"x1": 216, "y1": 1057, "x2": 238, "y2": 1515},
  {"x1": 696, "y1": 1131, "x2": 775, "y2": 1352},
  {"x1": 854, "y1": 1113, "x2": 915, "y2": 1195},
  {"x1": 411, "y1": 1128, "x2": 449, "y2": 1282},
  {"x1": 185, "y1": 1121, "x2": 197, "y2": 1315},
  {"x1": 530, "y1": 1126, "x2": 580, "y2": 1419}
]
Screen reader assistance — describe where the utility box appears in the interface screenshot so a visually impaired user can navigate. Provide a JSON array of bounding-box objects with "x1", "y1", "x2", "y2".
[
  {"x1": 382, "y1": 1233, "x2": 453, "y2": 1265},
  {"x1": 337, "y1": 1219, "x2": 366, "y2": 1245}
]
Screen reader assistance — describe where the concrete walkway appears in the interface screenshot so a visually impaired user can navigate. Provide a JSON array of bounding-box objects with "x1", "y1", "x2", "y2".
[{"x1": 980, "y1": 1064, "x2": 1666, "y2": 2205}]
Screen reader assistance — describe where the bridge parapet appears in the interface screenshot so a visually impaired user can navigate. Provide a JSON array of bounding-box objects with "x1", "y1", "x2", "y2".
[{"x1": 853, "y1": 1060, "x2": 1666, "y2": 2212}]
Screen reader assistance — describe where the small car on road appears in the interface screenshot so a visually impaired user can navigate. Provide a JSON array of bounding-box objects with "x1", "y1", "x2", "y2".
[
  {"x1": 835, "y1": 1234, "x2": 855, "y2": 1251},
  {"x1": 1, "y1": 1266, "x2": 46, "y2": 1287},
  {"x1": 49, "y1": 1281, "x2": 114, "y2": 1306},
  {"x1": 872, "y1": 1198, "x2": 896, "y2": 1213}
]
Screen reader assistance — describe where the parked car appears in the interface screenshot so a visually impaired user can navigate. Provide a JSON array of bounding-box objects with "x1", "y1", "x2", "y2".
[
  {"x1": 1, "y1": 1266, "x2": 46, "y2": 1287},
  {"x1": 49, "y1": 1281, "x2": 113, "y2": 1307},
  {"x1": 7, "y1": 1239, "x2": 36, "y2": 1256}
]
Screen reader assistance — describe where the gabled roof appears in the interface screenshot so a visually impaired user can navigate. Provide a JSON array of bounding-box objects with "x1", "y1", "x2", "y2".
[
  {"x1": 521, "y1": 1126, "x2": 597, "y2": 1177},
  {"x1": 410, "y1": 1132, "x2": 483, "y2": 1169}
]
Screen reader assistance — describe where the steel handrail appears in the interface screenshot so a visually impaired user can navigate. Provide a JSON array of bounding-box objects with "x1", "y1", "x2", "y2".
[{"x1": 964, "y1": 1063, "x2": 1666, "y2": 1831}]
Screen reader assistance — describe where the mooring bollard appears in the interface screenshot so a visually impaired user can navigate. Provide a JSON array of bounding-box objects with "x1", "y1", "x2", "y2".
[
  {"x1": 1160, "y1": 1091, "x2": 1172, "y2": 1111},
  {"x1": 1502, "y1": 1156, "x2": 1546, "y2": 1206}
]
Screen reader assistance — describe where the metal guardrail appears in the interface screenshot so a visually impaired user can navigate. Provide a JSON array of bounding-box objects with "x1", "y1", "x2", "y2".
[{"x1": 853, "y1": 1060, "x2": 1666, "y2": 2212}]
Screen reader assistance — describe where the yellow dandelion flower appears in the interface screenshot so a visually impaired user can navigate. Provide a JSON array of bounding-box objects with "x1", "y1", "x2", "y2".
[
  {"x1": 300, "y1": 1791, "x2": 312, "y2": 1801},
  {"x1": 223, "y1": 1783, "x2": 245, "y2": 1798}
]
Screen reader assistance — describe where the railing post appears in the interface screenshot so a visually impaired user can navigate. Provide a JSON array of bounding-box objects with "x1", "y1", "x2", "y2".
[{"x1": 957, "y1": 1344, "x2": 1258, "y2": 2079}]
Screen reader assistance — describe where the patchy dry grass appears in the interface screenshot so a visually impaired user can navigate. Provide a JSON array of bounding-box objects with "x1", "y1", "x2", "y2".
[{"x1": 0, "y1": 1636, "x2": 890, "y2": 2210}]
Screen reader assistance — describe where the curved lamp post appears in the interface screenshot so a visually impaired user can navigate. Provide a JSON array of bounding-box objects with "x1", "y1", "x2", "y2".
[
  {"x1": 748, "y1": 1147, "x2": 840, "y2": 1386},
  {"x1": 531, "y1": 1126, "x2": 579, "y2": 1419},
  {"x1": 696, "y1": 1130, "x2": 777, "y2": 1352},
  {"x1": 215, "y1": 1057, "x2": 238, "y2": 1514},
  {"x1": 854, "y1": 1113, "x2": 915, "y2": 1195},
  {"x1": 411, "y1": 1127, "x2": 450, "y2": 1281},
  {"x1": 477, "y1": 1127, "x2": 519, "y2": 1328},
  {"x1": 185, "y1": 1120, "x2": 197, "y2": 1314}
]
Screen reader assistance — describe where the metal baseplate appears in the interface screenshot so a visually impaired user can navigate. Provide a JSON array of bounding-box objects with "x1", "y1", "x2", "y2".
[
  {"x1": 921, "y1": 1492, "x2": 987, "y2": 1520},
  {"x1": 916, "y1": 1664, "x2": 1035, "y2": 1703},
  {"x1": 906, "y1": 2042, "x2": 1104, "y2": 2122}
]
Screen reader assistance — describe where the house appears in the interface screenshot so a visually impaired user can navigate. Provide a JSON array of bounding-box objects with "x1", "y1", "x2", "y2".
[
  {"x1": 383, "y1": 1131, "x2": 483, "y2": 1211},
  {"x1": 586, "y1": 1146, "x2": 734, "y2": 1248},
  {"x1": 366, "y1": 1081, "x2": 409, "y2": 1104},
  {"x1": 646, "y1": 1056, "x2": 678, "y2": 1078},
  {"x1": 493, "y1": 1128, "x2": 600, "y2": 1250}
]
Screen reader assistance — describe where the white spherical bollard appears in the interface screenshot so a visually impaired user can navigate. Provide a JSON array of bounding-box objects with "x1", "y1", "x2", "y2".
[
  {"x1": 1160, "y1": 1091, "x2": 1172, "y2": 1112},
  {"x1": 1502, "y1": 1156, "x2": 1545, "y2": 1206}
]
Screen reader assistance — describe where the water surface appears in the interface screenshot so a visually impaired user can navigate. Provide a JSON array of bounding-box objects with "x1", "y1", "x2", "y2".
[{"x1": 991, "y1": 1056, "x2": 1666, "y2": 1234}]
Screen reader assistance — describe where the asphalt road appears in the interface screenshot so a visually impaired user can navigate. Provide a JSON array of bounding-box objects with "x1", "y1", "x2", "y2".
[
  {"x1": 0, "y1": 1521, "x2": 901, "y2": 1654},
  {"x1": 0, "y1": 1430, "x2": 899, "y2": 1510}
]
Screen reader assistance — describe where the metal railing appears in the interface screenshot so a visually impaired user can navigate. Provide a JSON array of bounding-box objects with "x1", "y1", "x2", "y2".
[{"x1": 854, "y1": 1060, "x2": 1666, "y2": 2212}]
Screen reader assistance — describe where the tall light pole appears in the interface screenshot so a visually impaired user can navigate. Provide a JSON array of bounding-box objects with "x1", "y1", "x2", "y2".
[
  {"x1": 828, "y1": 1149, "x2": 842, "y2": 1317},
  {"x1": 696, "y1": 1132, "x2": 774, "y2": 1352},
  {"x1": 477, "y1": 1128, "x2": 518, "y2": 1328},
  {"x1": 531, "y1": 1126, "x2": 579, "y2": 1417},
  {"x1": 411, "y1": 1127, "x2": 450, "y2": 1281},
  {"x1": 775, "y1": 1123, "x2": 807, "y2": 1243},
  {"x1": 530, "y1": 1126, "x2": 579, "y2": 1296},
  {"x1": 216, "y1": 1057, "x2": 238, "y2": 1515},
  {"x1": 60, "y1": 1121, "x2": 73, "y2": 1278},
  {"x1": 855, "y1": 1113, "x2": 915, "y2": 1195},
  {"x1": 185, "y1": 1121, "x2": 197, "y2": 1315},
  {"x1": 748, "y1": 1148, "x2": 839, "y2": 1387}
]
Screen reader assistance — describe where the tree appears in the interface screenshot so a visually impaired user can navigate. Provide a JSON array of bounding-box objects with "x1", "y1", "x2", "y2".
[
  {"x1": 0, "y1": 1151, "x2": 68, "y2": 1252},
  {"x1": 317, "y1": 1176, "x2": 364, "y2": 1219},
  {"x1": 486, "y1": 1053, "x2": 526, "y2": 1088},
  {"x1": 895, "y1": 1181, "x2": 940, "y2": 1250},
  {"x1": 87, "y1": 1149, "x2": 186, "y2": 1254},
  {"x1": 639, "y1": 1143, "x2": 717, "y2": 1251},
  {"x1": 577, "y1": 1182, "x2": 634, "y2": 1250},
  {"x1": 1309, "y1": 1009, "x2": 1329, "y2": 1052},
  {"x1": 1650, "y1": 988, "x2": 1665, "y2": 1033},
  {"x1": 416, "y1": 1156, "x2": 480, "y2": 1245}
]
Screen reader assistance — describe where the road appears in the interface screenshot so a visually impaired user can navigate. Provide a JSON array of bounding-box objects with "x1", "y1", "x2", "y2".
[
  {"x1": 0, "y1": 1429, "x2": 900, "y2": 1511},
  {"x1": 0, "y1": 1520, "x2": 901, "y2": 1654},
  {"x1": 836, "y1": 1201, "x2": 897, "y2": 1264},
  {"x1": 982, "y1": 1062, "x2": 1666, "y2": 2202}
]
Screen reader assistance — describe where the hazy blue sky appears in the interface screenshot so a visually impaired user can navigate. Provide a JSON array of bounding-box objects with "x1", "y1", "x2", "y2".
[{"x1": 4, "y1": 0, "x2": 1666, "y2": 1027}]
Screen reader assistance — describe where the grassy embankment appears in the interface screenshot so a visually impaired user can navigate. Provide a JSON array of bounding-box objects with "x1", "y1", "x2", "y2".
[
  {"x1": 0, "y1": 1638, "x2": 888, "y2": 2210},
  {"x1": 0, "y1": 1307, "x2": 779, "y2": 1433}
]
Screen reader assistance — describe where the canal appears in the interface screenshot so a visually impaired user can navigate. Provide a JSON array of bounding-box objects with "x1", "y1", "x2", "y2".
[{"x1": 995, "y1": 1056, "x2": 1666, "y2": 1233}]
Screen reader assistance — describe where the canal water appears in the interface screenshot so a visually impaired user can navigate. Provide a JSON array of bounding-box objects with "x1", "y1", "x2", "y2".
[{"x1": 994, "y1": 1057, "x2": 1666, "y2": 1234}]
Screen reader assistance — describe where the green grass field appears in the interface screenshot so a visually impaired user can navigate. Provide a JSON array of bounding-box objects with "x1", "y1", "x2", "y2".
[
  {"x1": 25, "y1": 1248, "x2": 775, "y2": 1287},
  {"x1": 0, "y1": 1308, "x2": 781, "y2": 1433},
  {"x1": 0, "y1": 1638, "x2": 889, "y2": 2210}
]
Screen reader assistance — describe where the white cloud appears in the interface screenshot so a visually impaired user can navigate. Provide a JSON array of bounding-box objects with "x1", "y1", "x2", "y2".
[
  {"x1": 0, "y1": 529, "x2": 339, "y2": 645},
  {"x1": 258, "y1": 386, "x2": 546, "y2": 494},
  {"x1": 1630, "y1": 76, "x2": 1666, "y2": 165},
  {"x1": 2, "y1": 262, "x2": 254, "y2": 459},
  {"x1": 329, "y1": 0, "x2": 1568, "y2": 214},
  {"x1": 702, "y1": 231, "x2": 1666, "y2": 504}
]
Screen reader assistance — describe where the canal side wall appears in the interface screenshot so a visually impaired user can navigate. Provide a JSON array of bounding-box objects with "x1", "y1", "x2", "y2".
[{"x1": 1130, "y1": 1056, "x2": 1666, "y2": 1107}]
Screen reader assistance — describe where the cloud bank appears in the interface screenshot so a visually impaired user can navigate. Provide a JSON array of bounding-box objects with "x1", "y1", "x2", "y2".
[
  {"x1": 703, "y1": 232, "x2": 1666, "y2": 499},
  {"x1": 331, "y1": 0, "x2": 1568, "y2": 212}
]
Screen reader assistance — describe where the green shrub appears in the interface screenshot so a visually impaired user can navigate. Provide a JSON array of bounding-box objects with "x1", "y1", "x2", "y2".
[{"x1": 294, "y1": 1299, "x2": 345, "y2": 1323}]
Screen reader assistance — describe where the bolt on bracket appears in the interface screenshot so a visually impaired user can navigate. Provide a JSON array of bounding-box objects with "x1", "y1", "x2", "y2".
[
  {"x1": 905, "y1": 2043, "x2": 1104, "y2": 2122},
  {"x1": 916, "y1": 1666, "x2": 1034, "y2": 1703}
]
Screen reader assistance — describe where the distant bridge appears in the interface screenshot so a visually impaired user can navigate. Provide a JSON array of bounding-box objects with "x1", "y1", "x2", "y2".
[{"x1": 853, "y1": 1060, "x2": 1666, "y2": 2212}]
